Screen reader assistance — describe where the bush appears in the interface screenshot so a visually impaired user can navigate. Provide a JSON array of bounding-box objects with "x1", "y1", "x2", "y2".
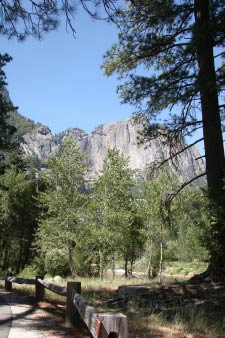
[
  {"x1": 44, "y1": 248, "x2": 70, "y2": 276},
  {"x1": 19, "y1": 265, "x2": 39, "y2": 278}
]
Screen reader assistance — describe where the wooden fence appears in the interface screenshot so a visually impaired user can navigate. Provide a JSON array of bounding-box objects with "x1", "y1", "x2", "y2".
[{"x1": 0, "y1": 273, "x2": 128, "y2": 338}]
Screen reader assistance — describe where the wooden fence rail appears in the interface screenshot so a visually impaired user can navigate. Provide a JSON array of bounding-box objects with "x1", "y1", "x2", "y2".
[
  {"x1": 7, "y1": 277, "x2": 36, "y2": 285},
  {"x1": 73, "y1": 292, "x2": 127, "y2": 338},
  {"x1": 36, "y1": 278, "x2": 67, "y2": 296},
  {"x1": 1, "y1": 273, "x2": 128, "y2": 338}
]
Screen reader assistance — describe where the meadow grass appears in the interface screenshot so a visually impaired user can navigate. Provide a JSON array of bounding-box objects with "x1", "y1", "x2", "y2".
[{"x1": 164, "y1": 260, "x2": 207, "y2": 276}]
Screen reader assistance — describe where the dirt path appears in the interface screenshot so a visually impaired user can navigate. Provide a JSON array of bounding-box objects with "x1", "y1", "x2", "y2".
[{"x1": 0, "y1": 289, "x2": 89, "y2": 338}]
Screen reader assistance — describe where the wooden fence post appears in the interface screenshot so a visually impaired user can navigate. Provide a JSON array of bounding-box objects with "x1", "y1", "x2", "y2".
[
  {"x1": 65, "y1": 281, "x2": 81, "y2": 327},
  {"x1": 5, "y1": 272, "x2": 12, "y2": 291},
  {"x1": 35, "y1": 275, "x2": 44, "y2": 301}
]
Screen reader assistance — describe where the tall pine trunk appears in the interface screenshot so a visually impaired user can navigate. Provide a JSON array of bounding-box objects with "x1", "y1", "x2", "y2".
[{"x1": 195, "y1": 0, "x2": 225, "y2": 279}]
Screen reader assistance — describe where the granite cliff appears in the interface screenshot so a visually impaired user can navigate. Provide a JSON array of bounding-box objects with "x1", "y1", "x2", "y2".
[{"x1": 20, "y1": 118, "x2": 205, "y2": 186}]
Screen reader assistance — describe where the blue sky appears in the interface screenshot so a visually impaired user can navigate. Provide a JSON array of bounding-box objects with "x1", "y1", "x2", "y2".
[
  {"x1": 2, "y1": 9, "x2": 133, "y2": 135},
  {"x1": 1, "y1": 8, "x2": 206, "y2": 156}
]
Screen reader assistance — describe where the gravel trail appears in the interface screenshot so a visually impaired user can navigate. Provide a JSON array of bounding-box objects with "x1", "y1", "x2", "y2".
[{"x1": 0, "y1": 289, "x2": 89, "y2": 338}]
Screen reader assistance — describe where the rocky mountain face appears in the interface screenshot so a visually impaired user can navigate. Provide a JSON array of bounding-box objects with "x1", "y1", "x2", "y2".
[{"x1": 21, "y1": 118, "x2": 205, "y2": 186}]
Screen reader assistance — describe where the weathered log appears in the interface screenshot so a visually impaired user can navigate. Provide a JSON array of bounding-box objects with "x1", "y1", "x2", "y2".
[{"x1": 118, "y1": 285, "x2": 154, "y2": 298}]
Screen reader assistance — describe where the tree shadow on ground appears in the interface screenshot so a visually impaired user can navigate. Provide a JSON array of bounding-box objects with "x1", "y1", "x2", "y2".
[
  {"x1": 0, "y1": 289, "x2": 90, "y2": 338},
  {"x1": 98, "y1": 281, "x2": 225, "y2": 338}
]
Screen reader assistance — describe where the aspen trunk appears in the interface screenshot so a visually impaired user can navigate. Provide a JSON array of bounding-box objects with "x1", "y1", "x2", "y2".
[
  {"x1": 124, "y1": 257, "x2": 128, "y2": 278},
  {"x1": 99, "y1": 249, "x2": 103, "y2": 280},
  {"x1": 68, "y1": 244, "x2": 78, "y2": 278},
  {"x1": 147, "y1": 239, "x2": 154, "y2": 279},
  {"x1": 111, "y1": 251, "x2": 115, "y2": 280},
  {"x1": 159, "y1": 234, "x2": 163, "y2": 276}
]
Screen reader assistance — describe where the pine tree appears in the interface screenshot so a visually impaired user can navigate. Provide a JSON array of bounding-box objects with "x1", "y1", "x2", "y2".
[
  {"x1": 0, "y1": 54, "x2": 16, "y2": 151},
  {"x1": 103, "y1": 0, "x2": 225, "y2": 280},
  {"x1": 0, "y1": 168, "x2": 39, "y2": 272},
  {"x1": 0, "y1": 1, "x2": 117, "y2": 40}
]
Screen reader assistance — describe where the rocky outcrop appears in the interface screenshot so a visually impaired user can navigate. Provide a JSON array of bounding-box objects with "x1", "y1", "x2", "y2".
[
  {"x1": 21, "y1": 118, "x2": 205, "y2": 185},
  {"x1": 21, "y1": 126, "x2": 59, "y2": 160}
]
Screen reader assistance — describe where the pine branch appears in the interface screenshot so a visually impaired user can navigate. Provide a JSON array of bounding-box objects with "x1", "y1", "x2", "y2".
[
  {"x1": 214, "y1": 51, "x2": 225, "y2": 58},
  {"x1": 195, "y1": 155, "x2": 205, "y2": 160},
  {"x1": 166, "y1": 172, "x2": 206, "y2": 204},
  {"x1": 148, "y1": 137, "x2": 204, "y2": 174}
]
